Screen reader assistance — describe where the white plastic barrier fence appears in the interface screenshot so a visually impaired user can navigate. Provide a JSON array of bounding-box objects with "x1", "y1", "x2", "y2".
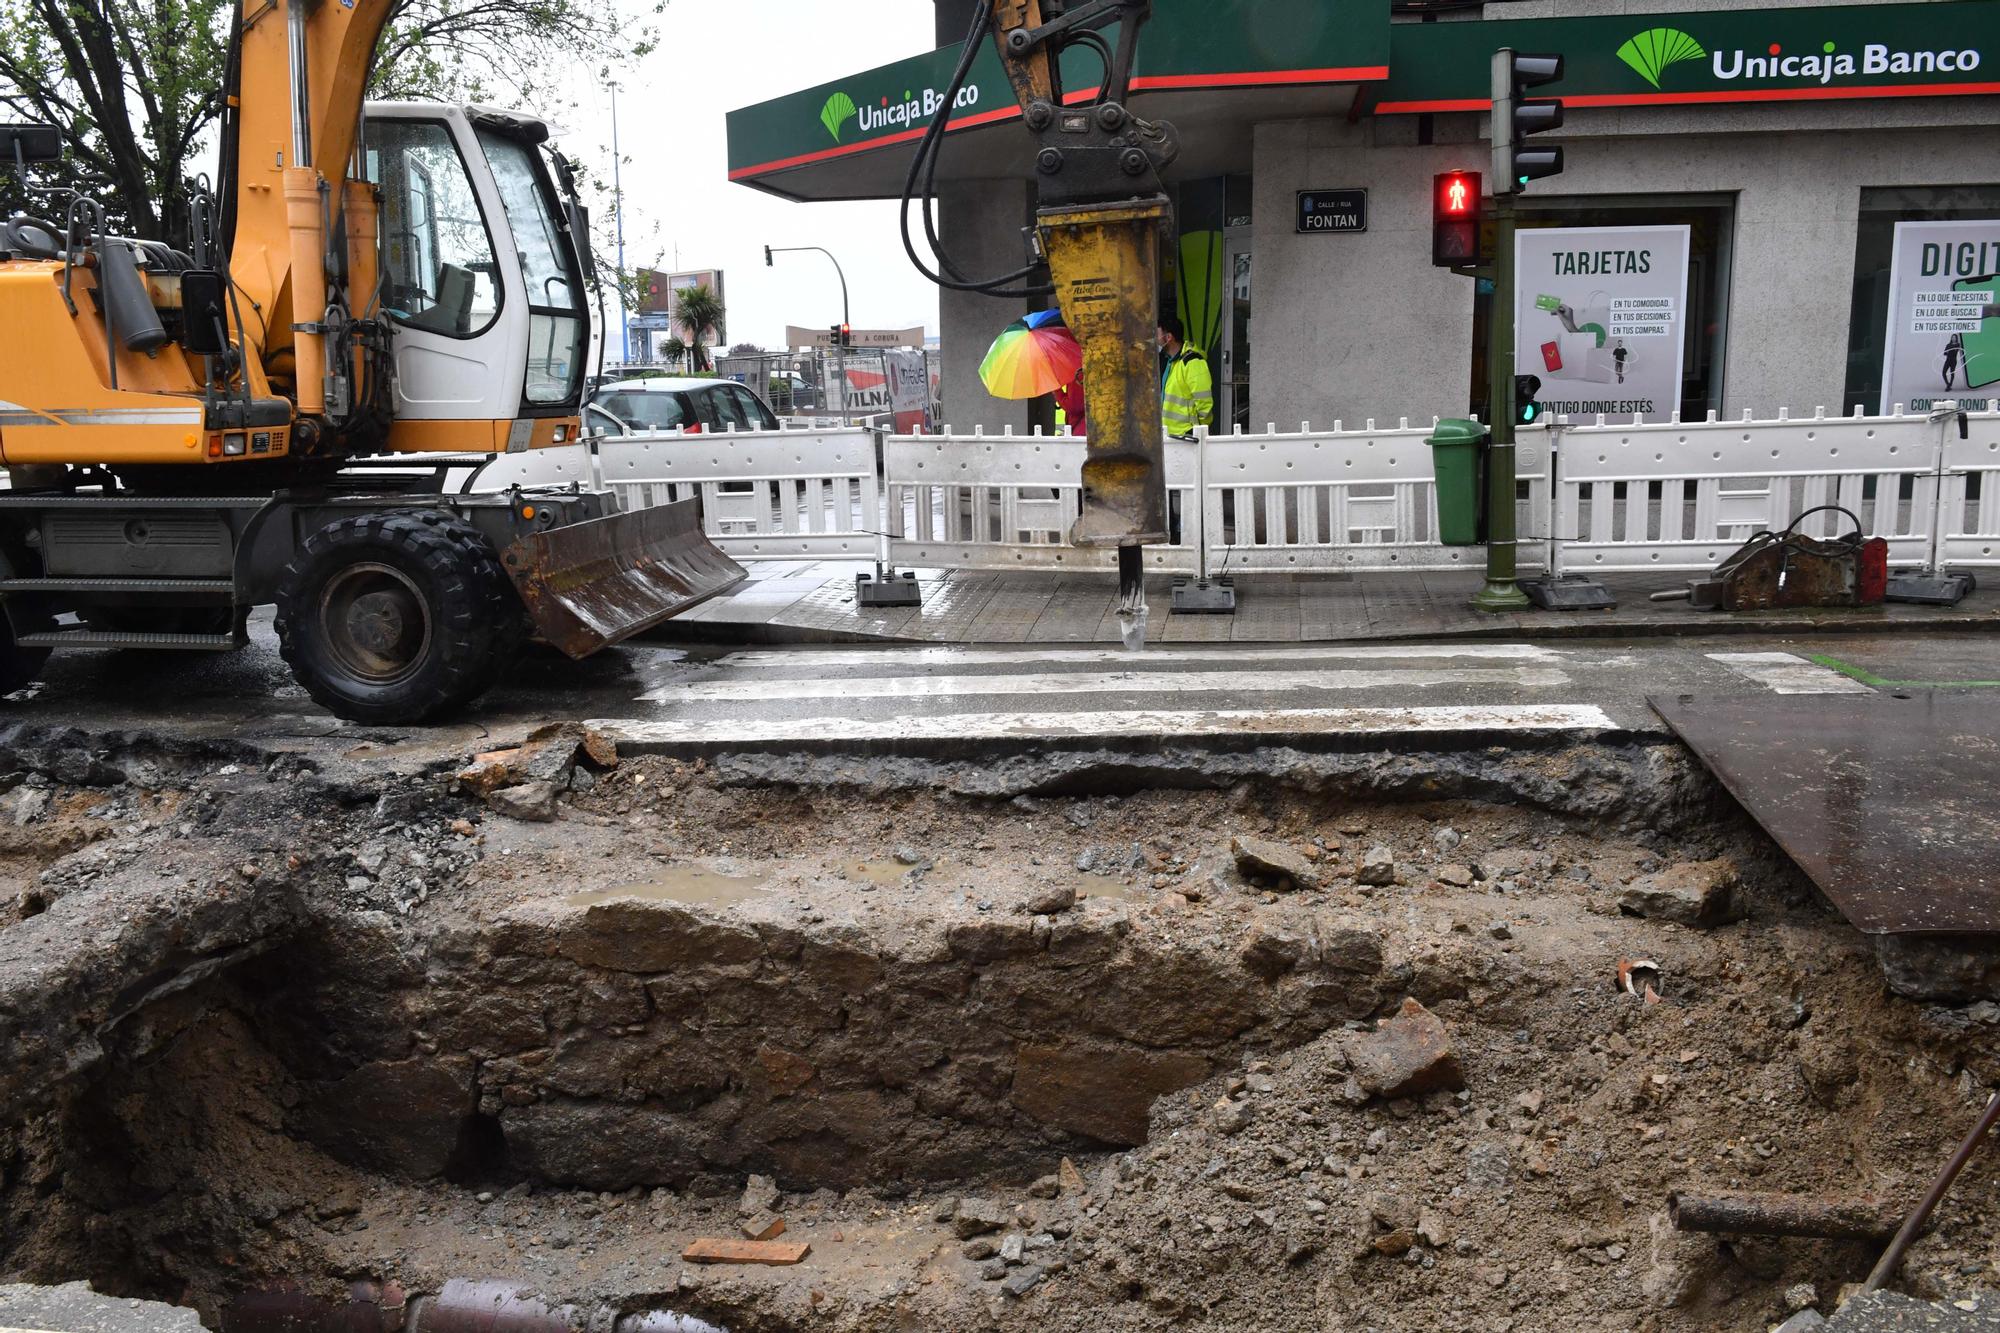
[
  {"x1": 1201, "y1": 421, "x2": 1548, "y2": 572},
  {"x1": 1553, "y1": 405, "x2": 2000, "y2": 573},
  {"x1": 882, "y1": 422, "x2": 1547, "y2": 574},
  {"x1": 883, "y1": 431, "x2": 1199, "y2": 572},
  {"x1": 473, "y1": 407, "x2": 1997, "y2": 577},
  {"x1": 474, "y1": 425, "x2": 882, "y2": 562},
  {"x1": 1556, "y1": 408, "x2": 1937, "y2": 573},
  {"x1": 1942, "y1": 409, "x2": 2000, "y2": 567}
]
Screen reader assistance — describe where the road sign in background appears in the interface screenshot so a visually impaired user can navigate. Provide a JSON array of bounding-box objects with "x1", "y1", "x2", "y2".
[{"x1": 787, "y1": 325, "x2": 927, "y2": 350}]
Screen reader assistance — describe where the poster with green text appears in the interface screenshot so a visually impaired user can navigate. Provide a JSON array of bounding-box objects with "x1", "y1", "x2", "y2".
[
  {"x1": 1514, "y1": 225, "x2": 1691, "y2": 425},
  {"x1": 1879, "y1": 219, "x2": 2000, "y2": 415}
]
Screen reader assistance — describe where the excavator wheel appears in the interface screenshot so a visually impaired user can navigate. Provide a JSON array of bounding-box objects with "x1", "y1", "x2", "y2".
[{"x1": 275, "y1": 511, "x2": 510, "y2": 724}]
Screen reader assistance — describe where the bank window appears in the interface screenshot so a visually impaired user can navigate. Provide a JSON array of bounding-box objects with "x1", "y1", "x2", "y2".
[
  {"x1": 1842, "y1": 185, "x2": 2000, "y2": 415},
  {"x1": 1470, "y1": 195, "x2": 1734, "y2": 424}
]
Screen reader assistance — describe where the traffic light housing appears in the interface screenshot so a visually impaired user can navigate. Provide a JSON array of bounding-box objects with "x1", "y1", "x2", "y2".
[
  {"x1": 1515, "y1": 373, "x2": 1544, "y2": 427},
  {"x1": 1492, "y1": 50, "x2": 1564, "y2": 194},
  {"x1": 1431, "y1": 170, "x2": 1483, "y2": 267},
  {"x1": 838, "y1": 323, "x2": 853, "y2": 348}
]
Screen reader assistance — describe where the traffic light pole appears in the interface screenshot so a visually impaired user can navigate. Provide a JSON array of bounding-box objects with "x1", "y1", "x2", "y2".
[{"x1": 1475, "y1": 192, "x2": 1530, "y2": 612}]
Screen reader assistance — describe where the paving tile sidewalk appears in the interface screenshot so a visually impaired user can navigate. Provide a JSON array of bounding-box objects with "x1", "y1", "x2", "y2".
[{"x1": 656, "y1": 559, "x2": 2000, "y2": 646}]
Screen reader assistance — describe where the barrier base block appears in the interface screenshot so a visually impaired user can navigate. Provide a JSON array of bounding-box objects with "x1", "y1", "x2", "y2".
[
  {"x1": 1171, "y1": 577, "x2": 1237, "y2": 614},
  {"x1": 856, "y1": 571, "x2": 923, "y2": 608},
  {"x1": 1520, "y1": 574, "x2": 1619, "y2": 611}
]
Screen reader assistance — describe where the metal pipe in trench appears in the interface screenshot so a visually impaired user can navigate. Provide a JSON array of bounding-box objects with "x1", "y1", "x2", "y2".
[{"x1": 1668, "y1": 1190, "x2": 1903, "y2": 1242}]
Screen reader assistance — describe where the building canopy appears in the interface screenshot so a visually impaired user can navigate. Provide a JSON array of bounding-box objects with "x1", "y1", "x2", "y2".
[{"x1": 727, "y1": 0, "x2": 2000, "y2": 201}]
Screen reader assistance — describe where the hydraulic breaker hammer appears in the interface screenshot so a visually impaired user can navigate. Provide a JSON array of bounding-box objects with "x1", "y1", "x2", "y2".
[{"x1": 989, "y1": 0, "x2": 1179, "y2": 635}]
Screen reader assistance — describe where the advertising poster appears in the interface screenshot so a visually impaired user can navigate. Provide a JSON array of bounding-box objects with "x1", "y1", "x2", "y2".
[
  {"x1": 884, "y1": 349, "x2": 933, "y2": 433},
  {"x1": 1515, "y1": 225, "x2": 1691, "y2": 424},
  {"x1": 1879, "y1": 219, "x2": 2000, "y2": 414}
]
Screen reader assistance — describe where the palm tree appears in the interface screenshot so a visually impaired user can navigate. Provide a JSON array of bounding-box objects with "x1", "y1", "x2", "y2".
[
  {"x1": 673, "y1": 284, "x2": 725, "y2": 373},
  {"x1": 659, "y1": 336, "x2": 687, "y2": 370}
]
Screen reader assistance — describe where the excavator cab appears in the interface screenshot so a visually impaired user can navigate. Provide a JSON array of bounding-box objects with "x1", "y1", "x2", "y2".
[{"x1": 361, "y1": 104, "x2": 590, "y2": 450}]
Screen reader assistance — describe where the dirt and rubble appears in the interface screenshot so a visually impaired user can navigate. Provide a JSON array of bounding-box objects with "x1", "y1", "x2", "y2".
[{"x1": 0, "y1": 722, "x2": 1995, "y2": 1333}]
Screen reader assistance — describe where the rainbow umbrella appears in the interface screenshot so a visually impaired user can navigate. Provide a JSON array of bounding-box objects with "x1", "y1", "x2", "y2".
[{"x1": 979, "y1": 309, "x2": 1083, "y2": 400}]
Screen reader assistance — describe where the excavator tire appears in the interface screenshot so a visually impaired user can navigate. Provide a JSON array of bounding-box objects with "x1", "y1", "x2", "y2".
[
  {"x1": 430, "y1": 513, "x2": 530, "y2": 706},
  {"x1": 275, "y1": 511, "x2": 508, "y2": 724}
]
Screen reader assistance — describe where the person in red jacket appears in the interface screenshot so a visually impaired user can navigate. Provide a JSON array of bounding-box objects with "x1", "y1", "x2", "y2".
[{"x1": 1053, "y1": 372, "x2": 1086, "y2": 434}]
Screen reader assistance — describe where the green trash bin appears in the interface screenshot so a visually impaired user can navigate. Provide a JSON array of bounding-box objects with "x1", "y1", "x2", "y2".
[{"x1": 1427, "y1": 418, "x2": 1489, "y2": 546}]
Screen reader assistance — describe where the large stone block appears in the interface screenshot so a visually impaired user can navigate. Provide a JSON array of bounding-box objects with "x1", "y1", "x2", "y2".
[
  {"x1": 1011, "y1": 1042, "x2": 1211, "y2": 1146},
  {"x1": 502, "y1": 1099, "x2": 709, "y2": 1190},
  {"x1": 1617, "y1": 859, "x2": 1742, "y2": 928},
  {"x1": 299, "y1": 1056, "x2": 475, "y2": 1178},
  {"x1": 557, "y1": 899, "x2": 763, "y2": 973}
]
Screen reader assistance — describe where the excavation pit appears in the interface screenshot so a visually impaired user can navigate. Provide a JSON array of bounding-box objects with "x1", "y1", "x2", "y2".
[{"x1": 0, "y1": 726, "x2": 1995, "y2": 1332}]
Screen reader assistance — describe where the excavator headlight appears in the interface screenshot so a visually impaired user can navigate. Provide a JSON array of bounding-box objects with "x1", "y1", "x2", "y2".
[
  {"x1": 552, "y1": 424, "x2": 569, "y2": 444},
  {"x1": 221, "y1": 432, "x2": 248, "y2": 456}
]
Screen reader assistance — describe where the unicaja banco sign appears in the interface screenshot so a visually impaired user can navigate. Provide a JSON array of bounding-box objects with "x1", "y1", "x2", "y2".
[
  {"x1": 819, "y1": 83, "x2": 981, "y2": 143},
  {"x1": 1618, "y1": 23, "x2": 1982, "y2": 91}
]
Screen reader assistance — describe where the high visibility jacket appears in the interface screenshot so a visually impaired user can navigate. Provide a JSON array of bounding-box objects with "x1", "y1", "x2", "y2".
[{"x1": 1162, "y1": 346, "x2": 1213, "y2": 437}]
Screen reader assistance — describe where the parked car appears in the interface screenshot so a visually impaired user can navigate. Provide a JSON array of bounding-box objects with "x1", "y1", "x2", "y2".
[{"x1": 586, "y1": 377, "x2": 781, "y2": 437}]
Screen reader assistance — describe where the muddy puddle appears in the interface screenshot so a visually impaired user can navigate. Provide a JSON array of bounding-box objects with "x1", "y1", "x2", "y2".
[{"x1": 566, "y1": 866, "x2": 768, "y2": 908}]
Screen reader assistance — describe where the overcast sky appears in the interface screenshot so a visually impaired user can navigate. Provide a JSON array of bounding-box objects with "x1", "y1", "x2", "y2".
[{"x1": 558, "y1": 0, "x2": 943, "y2": 354}]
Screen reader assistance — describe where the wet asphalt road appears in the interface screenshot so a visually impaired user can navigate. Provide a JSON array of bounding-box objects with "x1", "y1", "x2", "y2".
[{"x1": 4, "y1": 610, "x2": 1990, "y2": 754}]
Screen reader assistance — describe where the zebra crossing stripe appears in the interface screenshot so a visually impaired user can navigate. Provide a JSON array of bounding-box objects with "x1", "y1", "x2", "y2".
[
  {"x1": 593, "y1": 703, "x2": 1619, "y2": 748},
  {"x1": 640, "y1": 665, "x2": 1572, "y2": 704},
  {"x1": 1705, "y1": 652, "x2": 1873, "y2": 695},
  {"x1": 713, "y1": 644, "x2": 1567, "y2": 671}
]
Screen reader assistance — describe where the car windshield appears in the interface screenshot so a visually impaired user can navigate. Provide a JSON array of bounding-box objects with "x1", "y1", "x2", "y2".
[{"x1": 594, "y1": 389, "x2": 689, "y2": 431}]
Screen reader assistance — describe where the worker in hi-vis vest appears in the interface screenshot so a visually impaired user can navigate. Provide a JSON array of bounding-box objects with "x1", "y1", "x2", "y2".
[{"x1": 1158, "y1": 311, "x2": 1213, "y2": 439}]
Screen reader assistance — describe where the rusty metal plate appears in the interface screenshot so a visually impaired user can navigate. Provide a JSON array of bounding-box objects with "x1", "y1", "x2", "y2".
[
  {"x1": 503, "y1": 497, "x2": 745, "y2": 659},
  {"x1": 1650, "y1": 690, "x2": 2000, "y2": 935}
]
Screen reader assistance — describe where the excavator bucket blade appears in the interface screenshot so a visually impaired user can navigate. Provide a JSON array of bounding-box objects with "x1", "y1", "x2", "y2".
[
  {"x1": 1040, "y1": 196, "x2": 1171, "y2": 548},
  {"x1": 502, "y1": 498, "x2": 745, "y2": 658}
]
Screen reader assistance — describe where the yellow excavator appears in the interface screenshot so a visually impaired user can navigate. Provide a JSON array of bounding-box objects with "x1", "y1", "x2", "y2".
[
  {"x1": 902, "y1": 0, "x2": 1177, "y2": 643},
  {"x1": 0, "y1": 0, "x2": 742, "y2": 722}
]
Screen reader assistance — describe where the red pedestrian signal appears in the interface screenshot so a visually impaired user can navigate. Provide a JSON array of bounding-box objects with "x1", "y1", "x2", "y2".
[
  {"x1": 1432, "y1": 170, "x2": 1484, "y2": 266},
  {"x1": 1443, "y1": 174, "x2": 1473, "y2": 214}
]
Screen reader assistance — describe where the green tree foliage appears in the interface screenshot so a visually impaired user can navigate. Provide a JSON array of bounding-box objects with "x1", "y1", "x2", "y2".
[
  {"x1": 0, "y1": 0, "x2": 229, "y2": 242},
  {"x1": 0, "y1": 0, "x2": 660, "y2": 246},
  {"x1": 673, "y1": 282, "x2": 723, "y2": 374},
  {"x1": 658, "y1": 335, "x2": 686, "y2": 370}
]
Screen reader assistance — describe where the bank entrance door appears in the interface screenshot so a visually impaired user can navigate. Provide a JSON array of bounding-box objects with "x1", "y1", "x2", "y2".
[{"x1": 1219, "y1": 227, "x2": 1252, "y2": 433}]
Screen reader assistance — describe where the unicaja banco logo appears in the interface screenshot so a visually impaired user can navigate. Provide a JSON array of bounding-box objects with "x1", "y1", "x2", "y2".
[
  {"x1": 820, "y1": 92, "x2": 856, "y2": 142},
  {"x1": 1618, "y1": 24, "x2": 1984, "y2": 91},
  {"x1": 1616, "y1": 27, "x2": 1707, "y2": 88}
]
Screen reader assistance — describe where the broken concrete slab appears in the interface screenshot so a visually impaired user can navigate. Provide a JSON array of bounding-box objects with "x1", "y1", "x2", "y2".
[
  {"x1": 0, "y1": 1282, "x2": 204, "y2": 1333},
  {"x1": 486, "y1": 781, "x2": 560, "y2": 823},
  {"x1": 1231, "y1": 836, "x2": 1316, "y2": 888},
  {"x1": 952, "y1": 1197, "x2": 1010, "y2": 1239},
  {"x1": 1827, "y1": 1290, "x2": 1999, "y2": 1330},
  {"x1": 1618, "y1": 858, "x2": 1742, "y2": 927},
  {"x1": 1344, "y1": 997, "x2": 1465, "y2": 1100}
]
